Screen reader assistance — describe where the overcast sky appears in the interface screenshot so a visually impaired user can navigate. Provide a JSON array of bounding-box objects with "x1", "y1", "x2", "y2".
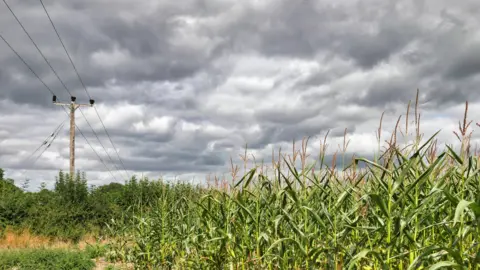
[{"x1": 1, "y1": 0, "x2": 480, "y2": 189}]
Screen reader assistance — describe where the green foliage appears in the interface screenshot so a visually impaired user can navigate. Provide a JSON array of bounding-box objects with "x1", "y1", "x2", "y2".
[
  {"x1": 0, "y1": 168, "x2": 190, "y2": 242},
  {"x1": 0, "y1": 248, "x2": 95, "y2": 270},
  {"x1": 103, "y1": 142, "x2": 480, "y2": 269},
  {"x1": 1, "y1": 176, "x2": 27, "y2": 235},
  {"x1": 12, "y1": 170, "x2": 94, "y2": 242},
  {"x1": 85, "y1": 243, "x2": 108, "y2": 259}
]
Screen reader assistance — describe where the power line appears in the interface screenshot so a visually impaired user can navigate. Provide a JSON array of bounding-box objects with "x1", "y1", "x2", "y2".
[
  {"x1": 3, "y1": 0, "x2": 127, "y2": 180},
  {"x1": 19, "y1": 114, "x2": 119, "y2": 183},
  {"x1": 78, "y1": 108, "x2": 125, "y2": 176},
  {"x1": 73, "y1": 117, "x2": 119, "y2": 182},
  {"x1": 0, "y1": 32, "x2": 118, "y2": 182},
  {"x1": 2, "y1": 0, "x2": 72, "y2": 96},
  {"x1": 39, "y1": 0, "x2": 89, "y2": 98},
  {"x1": 39, "y1": 0, "x2": 131, "y2": 180},
  {"x1": 31, "y1": 119, "x2": 66, "y2": 165},
  {"x1": 0, "y1": 34, "x2": 55, "y2": 96},
  {"x1": 57, "y1": 105, "x2": 118, "y2": 182},
  {"x1": 55, "y1": 104, "x2": 119, "y2": 182},
  {"x1": 24, "y1": 117, "x2": 67, "y2": 163},
  {"x1": 92, "y1": 108, "x2": 130, "y2": 179},
  {"x1": 18, "y1": 118, "x2": 66, "y2": 181}
]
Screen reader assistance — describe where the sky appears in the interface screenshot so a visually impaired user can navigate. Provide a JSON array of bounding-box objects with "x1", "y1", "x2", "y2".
[{"x1": 1, "y1": 0, "x2": 480, "y2": 190}]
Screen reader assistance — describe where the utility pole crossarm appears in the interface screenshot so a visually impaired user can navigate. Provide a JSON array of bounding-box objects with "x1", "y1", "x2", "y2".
[
  {"x1": 53, "y1": 95, "x2": 94, "y2": 108},
  {"x1": 52, "y1": 95, "x2": 95, "y2": 178}
]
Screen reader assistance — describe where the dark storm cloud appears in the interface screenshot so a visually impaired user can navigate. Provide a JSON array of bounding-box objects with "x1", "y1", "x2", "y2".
[
  {"x1": 444, "y1": 43, "x2": 480, "y2": 80},
  {"x1": 255, "y1": 107, "x2": 320, "y2": 124},
  {"x1": 338, "y1": 19, "x2": 421, "y2": 69},
  {"x1": 92, "y1": 128, "x2": 176, "y2": 144},
  {"x1": 120, "y1": 154, "x2": 223, "y2": 173},
  {"x1": 0, "y1": 0, "x2": 219, "y2": 107},
  {"x1": 2, "y1": 0, "x2": 480, "y2": 186},
  {"x1": 194, "y1": 153, "x2": 225, "y2": 166},
  {"x1": 216, "y1": 0, "x2": 422, "y2": 69},
  {"x1": 1, "y1": 0, "x2": 476, "y2": 108},
  {"x1": 423, "y1": 77, "x2": 480, "y2": 107},
  {"x1": 356, "y1": 77, "x2": 419, "y2": 107}
]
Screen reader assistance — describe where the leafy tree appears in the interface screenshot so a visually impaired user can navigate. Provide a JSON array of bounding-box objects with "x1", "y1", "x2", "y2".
[{"x1": 0, "y1": 172, "x2": 28, "y2": 229}]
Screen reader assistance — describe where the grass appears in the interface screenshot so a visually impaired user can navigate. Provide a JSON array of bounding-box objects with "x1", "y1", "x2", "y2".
[
  {"x1": 0, "y1": 248, "x2": 95, "y2": 270},
  {"x1": 104, "y1": 93, "x2": 480, "y2": 269},
  {"x1": 0, "y1": 229, "x2": 103, "y2": 250},
  {"x1": 0, "y1": 230, "x2": 131, "y2": 269}
]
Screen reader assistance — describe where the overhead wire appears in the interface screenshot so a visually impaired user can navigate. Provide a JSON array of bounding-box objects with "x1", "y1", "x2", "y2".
[
  {"x1": 30, "y1": 119, "x2": 66, "y2": 165},
  {"x1": 0, "y1": 32, "x2": 118, "y2": 182},
  {"x1": 2, "y1": 0, "x2": 126, "y2": 180},
  {"x1": 2, "y1": 0, "x2": 72, "y2": 96},
  {"x1": 59, "y1": 105, "x2": 118, "y2": 182},
  {"x1": 39, "y1": 0, "x2": 131, "y2": 180},
  {"x1": 73, "y1": 114, "x2": 119, "y2": 182},
  {"x1": 77, "y1": 108, "x2": 126, "y2": 178},
  {"x1": 18, "y1": 118, "x2": 66, "y2": 182},
  {"x1": 0, "y1": 34, "x2": 55, "y2": 96},
  {"x1": 24, "y1": 117, "x2": 67, "y2": 163}
]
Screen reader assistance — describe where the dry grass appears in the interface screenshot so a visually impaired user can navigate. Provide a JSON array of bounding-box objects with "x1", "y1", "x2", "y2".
[
  {"x1": 0, "y1": 229, "x2": 134, "y2": 270},
  {"x1": 0, "y1": 228, "x2": 103, "y2": 250}
]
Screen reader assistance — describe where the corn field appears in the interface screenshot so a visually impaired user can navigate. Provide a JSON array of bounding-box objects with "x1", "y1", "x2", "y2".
[{"x1": 106, "y1": 97, "x2": 480, "y2": 269}]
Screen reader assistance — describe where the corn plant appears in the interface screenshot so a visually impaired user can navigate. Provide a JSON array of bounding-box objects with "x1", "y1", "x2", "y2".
[{"x1": 107, "y1": 96, "x2": 480, "y2": 269}]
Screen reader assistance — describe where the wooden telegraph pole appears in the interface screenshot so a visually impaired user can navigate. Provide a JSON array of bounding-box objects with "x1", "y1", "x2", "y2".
[{"x1": 53, "y1": 95, "x2": 95, "y2": 177}]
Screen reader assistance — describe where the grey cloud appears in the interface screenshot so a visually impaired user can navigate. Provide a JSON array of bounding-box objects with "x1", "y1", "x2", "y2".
[
  {"x1": 211, "y1": 140, "x2": 236, "y2": 150},
  {"x1": 2, "y1": 0, "x2": 480, "y2": 187},
  {"x1": 0, "y1": 147, "x2": 17, "y2": 157},
  {"x1": 444, "y1": 44, "x2": 480, "y2": 80},
  {"x1": 242, "y1": 119, "x2": 356, "y2": 151},
  {"x1": 194, "y1": 153, "x2": 225, "y2": 166},
  {"x1": 100, "y1": 128, "x2": 176, "y2": 144},
  {"x1": 5, "y1": 159, "x2": 60, "y2": 172},
  {"x1": 215, "y1": 0, "x2": 423, "y2": 69},
  {"x1": 121, "y1": 156, "x2": 219, "y2": 173},
  {"x1": 0, "y1": 0, "x2": 220, "y2": 107},
  {"x1": 300, "y1": 73, "x2": 332, "y2": 87},
  {"x1": 243, "y1": 125, "x2": 281, "y2": 150},
  {"x1": 255, "y1": 107, "x2": 320, "y2": 125},
  {"x1": 356, "y1": 77, "x2": 418, "y2": 107},
  {"x1": 131, "y1": 147, "x2": 198, "y2": 161},
  {"x1": 338, "y1": 18, "x2": 421, "y2": 69},
  {"x1": 73, "y1": 120, "x2": 235, "y2": 172},
  {"x1": 423, "y1": 77, "x2": 480, "y2": 107}
]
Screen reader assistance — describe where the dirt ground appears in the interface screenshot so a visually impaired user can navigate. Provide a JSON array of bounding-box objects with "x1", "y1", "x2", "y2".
[{"x1": 92, "y1": 257, "x2": 133, "y2": 270}]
